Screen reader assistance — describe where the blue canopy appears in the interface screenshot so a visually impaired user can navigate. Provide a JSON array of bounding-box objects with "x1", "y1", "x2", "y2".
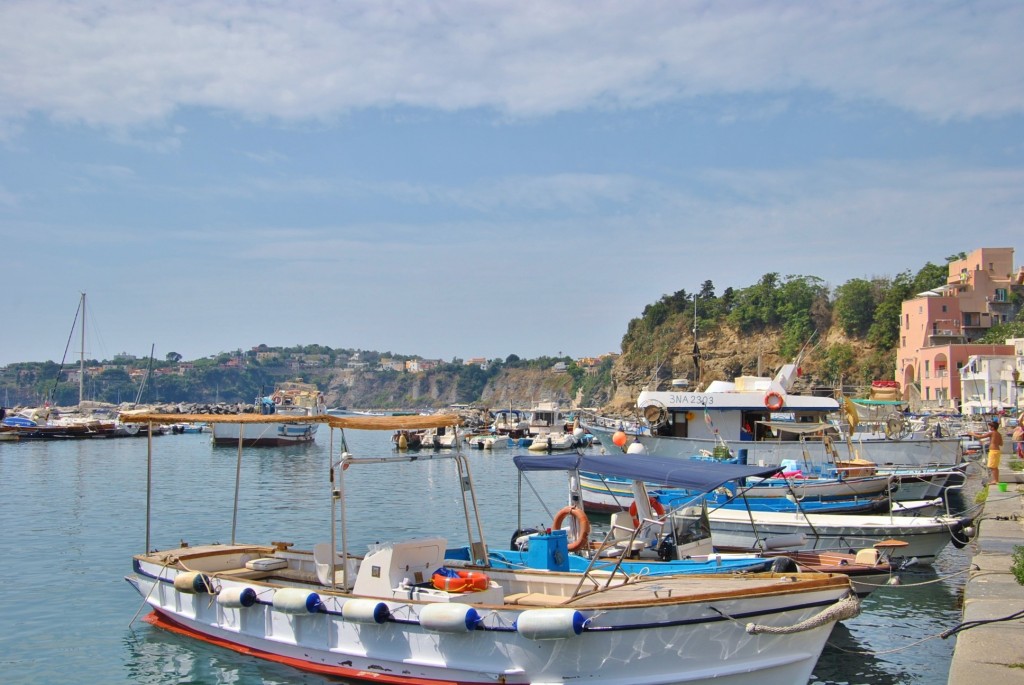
[{"x1": 512, "y1": 453, "x2": 782, "y2": 494}]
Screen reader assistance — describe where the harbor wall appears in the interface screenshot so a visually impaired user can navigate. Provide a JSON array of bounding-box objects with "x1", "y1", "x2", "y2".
[{"x1": 947, "y1": 472, "x2": 1024, "y2": 684}]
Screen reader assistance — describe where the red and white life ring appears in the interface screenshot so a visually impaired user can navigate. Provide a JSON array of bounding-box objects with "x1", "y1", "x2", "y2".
[
  {"x1": 273, "y1": 395, "x2": 283, "y2": 405},
  {"x1": 764, "y1": 391, "x2": 784, "y2": 411},
  {"x1": 628, "y1": 497, "x2": 666, "y2": 528},
  {"x1": 552, "y1": 505, "x2": 591, "y2": 552},
  {"x1": 431, "y1": 569, "x2": 490, "y2": 593}
]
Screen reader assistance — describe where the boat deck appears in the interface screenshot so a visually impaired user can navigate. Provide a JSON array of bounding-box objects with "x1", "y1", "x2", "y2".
[{"x1": 137, "y1": 543, "x2": 851, "y2": 609}]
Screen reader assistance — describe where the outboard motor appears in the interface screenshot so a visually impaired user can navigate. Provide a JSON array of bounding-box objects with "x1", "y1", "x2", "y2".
[{"x1": 510, "y1": 527, "x2": 542, "y2": 550}]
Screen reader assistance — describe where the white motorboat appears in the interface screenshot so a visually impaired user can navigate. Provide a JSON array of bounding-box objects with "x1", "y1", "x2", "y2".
[
  {"x1": 526, "y1": 430, "x2": 577, "y2": 451},
  {"x1": 209, "y1": 380, "x2": 326, "y2": 446},
  {"x1": 125, "y1": 411, "x2": 858, "y2": 685}
]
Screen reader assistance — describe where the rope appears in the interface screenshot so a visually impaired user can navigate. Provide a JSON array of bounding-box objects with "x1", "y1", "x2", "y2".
[
  {"x1": 941, "y1": 608, "x2": 1024, "y2": 638},
  {"x1": 746, "y1": 593, "x2": 861, "y2": 634}
]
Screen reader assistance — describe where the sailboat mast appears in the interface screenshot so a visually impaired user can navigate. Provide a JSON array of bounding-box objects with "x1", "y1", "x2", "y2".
[{"x1": 79, "y1": 292, "x2": 86, "y2": 407}]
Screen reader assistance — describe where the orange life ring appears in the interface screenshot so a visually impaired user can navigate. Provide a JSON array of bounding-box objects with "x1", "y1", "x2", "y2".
[
  {"x1": 628, "y1": 497, "x2": 666, "y2": 528},
  {"x1": 764, "y1": 391, "x2": 784, "y2": 411},
  {"x1": 431, "y1": 569, "x2": 490, "y2": 593},
  {"x1": 552, "y1": 505, "x2": 591, "y2": 552}
]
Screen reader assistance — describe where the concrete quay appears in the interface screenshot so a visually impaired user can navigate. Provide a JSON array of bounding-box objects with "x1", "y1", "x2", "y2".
[{"x1": 947, "y1": 471, "x2": 1024, "y2": 684}]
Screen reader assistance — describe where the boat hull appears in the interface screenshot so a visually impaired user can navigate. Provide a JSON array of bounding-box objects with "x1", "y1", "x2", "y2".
[
  {"x1": 211, "y1": 422, "x2": 318, "y2": 446},
  {"x1": 707, "y1": 509, "x2": 972, "y2": 564}
]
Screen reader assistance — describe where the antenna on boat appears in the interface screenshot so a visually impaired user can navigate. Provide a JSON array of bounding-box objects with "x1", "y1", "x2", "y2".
[{"x1": 692, "y1": 292, "x2": 701, "y2": 388}]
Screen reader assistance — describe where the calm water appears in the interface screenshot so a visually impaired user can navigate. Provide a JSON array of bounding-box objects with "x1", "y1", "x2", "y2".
[{"x1": 0, "y1": 428, "x2": 982, "y2": 684}]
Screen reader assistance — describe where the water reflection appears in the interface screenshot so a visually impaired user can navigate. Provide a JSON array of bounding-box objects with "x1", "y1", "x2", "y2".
[
  {"x1": 123, "y1": 626, "x2": 349, "y2": 685},
  {"x1": 0, "y1": 426, "x2": 978, "y2": 685}
]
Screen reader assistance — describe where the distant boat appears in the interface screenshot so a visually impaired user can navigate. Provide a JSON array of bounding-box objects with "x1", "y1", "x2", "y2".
[{"x1": 209, "y1": 381, "x2": 326, "y2": 446}]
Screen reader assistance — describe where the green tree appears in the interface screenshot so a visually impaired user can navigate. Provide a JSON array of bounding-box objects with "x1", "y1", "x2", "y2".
[
  {"x1": 833, "y1": 279, "x2": 877, "y2": 337},
  {"x1": 979, "y1": 321, "x2": 1024, "y2": 343},
  {"x1": 867, "y1": 272, "x2": 912, "y2": 349},
  {"x1": 911, "y1": 261, "x2": 950, "y2": 294},
  {"x1": 165, "y1": 351, "x2": 182, "y2": 363},
  {"x1": 820, "y1": 343, "x2": 857, "y2": 384}
]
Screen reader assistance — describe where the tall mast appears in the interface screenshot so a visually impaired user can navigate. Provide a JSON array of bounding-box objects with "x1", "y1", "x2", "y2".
[{"x1": 79, "y1": 292, "x2": 85, "y2": 406}]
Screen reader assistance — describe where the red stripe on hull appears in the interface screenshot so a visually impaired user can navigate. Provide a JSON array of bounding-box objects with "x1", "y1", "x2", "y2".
[{"x1": 144, "y1": 611, "x2": 475, "y2": 685}]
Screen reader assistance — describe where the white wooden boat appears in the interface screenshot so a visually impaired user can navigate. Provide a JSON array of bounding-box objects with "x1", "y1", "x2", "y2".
[
  {"x1": 125, "y1": 411, "x2": 858, "y2": 685},
  {"x1": 209, "y1": 380, "x2": 326, "y2": 446},
  {"x1": 707, "y1": 506, "x2": 974, "y2": 565}
]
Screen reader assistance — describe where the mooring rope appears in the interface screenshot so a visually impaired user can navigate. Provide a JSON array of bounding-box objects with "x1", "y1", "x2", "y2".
[{"x1": 745, "y1": 593, "x2": 861, "y2": 634}]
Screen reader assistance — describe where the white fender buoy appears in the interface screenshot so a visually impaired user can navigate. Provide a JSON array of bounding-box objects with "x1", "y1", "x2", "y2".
[
  {"x1": 515, "y1": 608, "x2": 586, "y2": 639},
  {"x1": 173, "y1": 571, "x2": 212, "y2": 594},
  {"x1": 273, "y1": 587, "x2": 322, "y2": 614},
  {"x1": 342, "y1": 599, "x2": 391, "y2": 624},
  {"x1": 419, "y1": 602, "x2": 481, "y2": 633},
  {"x1": 626, "y1": 441, "x2": 647, "y2": 454},
  {"x1": 217, "y1": 586, "x2": 257, "y2": 608}
]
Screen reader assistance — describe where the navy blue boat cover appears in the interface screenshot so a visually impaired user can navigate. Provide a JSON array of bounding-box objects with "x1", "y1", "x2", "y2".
[{"x1": 512, "y1": 453, "x2": 782, "y2": 493}]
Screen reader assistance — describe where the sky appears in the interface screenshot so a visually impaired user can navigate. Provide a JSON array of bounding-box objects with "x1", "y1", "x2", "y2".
[{"x1": 1, "y1": 1, "x2": 1023, "y2": 367}]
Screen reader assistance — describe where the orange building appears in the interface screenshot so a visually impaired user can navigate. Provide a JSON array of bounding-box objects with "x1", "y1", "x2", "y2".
[{"x1": 895, "y1": 247, "x2": 1020, "y2": 410}]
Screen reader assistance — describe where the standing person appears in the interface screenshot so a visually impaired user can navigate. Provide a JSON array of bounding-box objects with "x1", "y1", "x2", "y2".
[
  {"x1": 1013, "y1": 422, "x2": 1024, "y2": 458},
  {"x1": 975, "y1": 420, "x2": 1004, "y2": 486}
]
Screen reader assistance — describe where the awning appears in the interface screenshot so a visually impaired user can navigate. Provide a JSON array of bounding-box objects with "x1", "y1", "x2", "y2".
[{"x1": 512, "y1": 453, "x2": 781, "y2": 493}]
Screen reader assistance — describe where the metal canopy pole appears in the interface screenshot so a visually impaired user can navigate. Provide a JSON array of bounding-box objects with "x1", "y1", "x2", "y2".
[
  {"x1": 231, "y1": 425, "x2": 243, "y2": 544},
  {"x1": 145, "y1": 420, "x2": 153, "y2": 552}
]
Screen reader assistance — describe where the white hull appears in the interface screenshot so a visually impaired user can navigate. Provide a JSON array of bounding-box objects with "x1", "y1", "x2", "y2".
[
  {"x1": 526, "y1": 432, "x2": 577, "y2": 451},
  {"x1": 641, "y1": 431, "x2": 960, "y2": 468},
  {"x1": 128, "y1": 544, "x2": 852, "y2": 685},
  {"x1": 707, "y1": 508, "x2": 971, "y2": 564}
]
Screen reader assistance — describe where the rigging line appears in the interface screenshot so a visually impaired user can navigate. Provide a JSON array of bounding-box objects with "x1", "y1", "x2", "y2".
[{"x1": 50, "y1": 297, "x2": 84, "y2": 401}]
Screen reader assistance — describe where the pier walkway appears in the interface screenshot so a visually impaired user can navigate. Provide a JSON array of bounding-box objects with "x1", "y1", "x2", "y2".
[{"x1": 947, "y1": 471, "x2": 1024, "y2": 684}]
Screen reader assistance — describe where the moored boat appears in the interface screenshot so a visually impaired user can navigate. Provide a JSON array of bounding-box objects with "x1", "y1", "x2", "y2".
[
  {"x1": 125, "y1": 411, "x2": 859, "y2": 685},
  {"x1": 587, "y1": 361, "x2": 963, "y2": 469},
  {"x1": 209, "y1": 380, "x2": 325, "y2": 446}
]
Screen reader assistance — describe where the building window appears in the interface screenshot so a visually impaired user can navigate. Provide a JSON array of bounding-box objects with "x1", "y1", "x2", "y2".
[{"x1": 942, "y1": 305, "x2": 947, "y2": 312}]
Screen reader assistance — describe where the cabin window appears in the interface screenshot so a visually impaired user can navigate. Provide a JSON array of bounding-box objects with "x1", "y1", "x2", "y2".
[{"x1": 664, "y1": 412, "x2": 687, "y2": 438}]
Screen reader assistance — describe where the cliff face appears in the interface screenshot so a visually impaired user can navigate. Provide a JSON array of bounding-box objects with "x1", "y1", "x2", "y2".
[
  {"x1": 604, "y1": 324, "x2": 880, "y2": 411},
  {"x1": 318, "y1": 367, "x2": 575, "y2": 411},
  {"x1": 478, "y1": 369, "x2": 575, "y2": 410}
]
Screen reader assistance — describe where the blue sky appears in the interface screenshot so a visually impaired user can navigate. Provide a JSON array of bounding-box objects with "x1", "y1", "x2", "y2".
[{"x1": 1, "y1": 1, "x2": 1023, "y2": 366}]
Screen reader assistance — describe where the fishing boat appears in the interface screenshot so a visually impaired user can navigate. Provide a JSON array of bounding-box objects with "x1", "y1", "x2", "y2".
[
  {"x1": 580, "y1": 468, "x2": 891, "y2": 515},
  {"x1": 210, "y1": 380, "x2": 326, "y2": 446},
  {"x1": 454, "y1": 452, "x2": 894, "y2": 598},
  {"x1": 586, "y1": 362, "x2": 963, "y2": 468},
  {"x1": 125, "y1": 411, "x2": 859, "y2": 685},
  {"x1": 707, "y1": 506, "x2": 974, "y2": 565}
]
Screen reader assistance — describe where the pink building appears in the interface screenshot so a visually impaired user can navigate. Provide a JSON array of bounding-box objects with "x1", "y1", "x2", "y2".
[{"x1": 896, "y1": 247, "x2": 1020, "y2": 410}]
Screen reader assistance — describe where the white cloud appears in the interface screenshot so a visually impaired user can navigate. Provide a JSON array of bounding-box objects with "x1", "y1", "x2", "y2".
[{"x1": 0, "y1": 1, "x2": 1021, "y2": 132}]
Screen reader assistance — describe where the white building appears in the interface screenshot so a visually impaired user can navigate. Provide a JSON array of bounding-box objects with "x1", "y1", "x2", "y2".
[{"x1": 959, "y1": 347, "x2": 1022, "y2": 414}]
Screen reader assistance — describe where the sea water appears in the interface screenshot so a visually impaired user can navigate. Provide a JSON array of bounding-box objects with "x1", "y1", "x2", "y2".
[{"x1": 0, "y1": 429, "x2": 982, "y2": 684}]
